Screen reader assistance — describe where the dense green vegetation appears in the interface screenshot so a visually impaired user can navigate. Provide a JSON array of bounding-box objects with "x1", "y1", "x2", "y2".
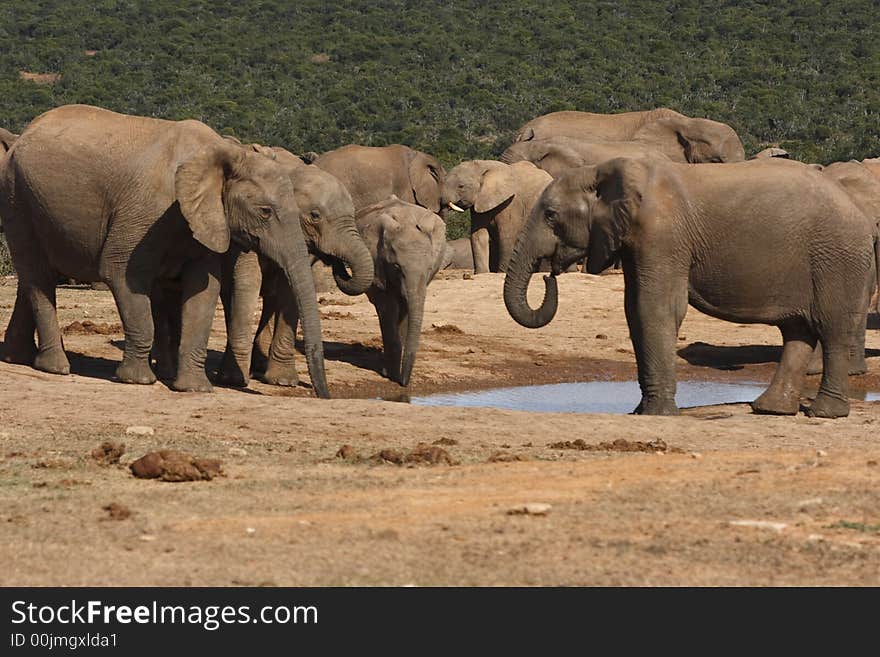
[{"x1": 1, "y1": 0, "x2": 879, "y2": 246}]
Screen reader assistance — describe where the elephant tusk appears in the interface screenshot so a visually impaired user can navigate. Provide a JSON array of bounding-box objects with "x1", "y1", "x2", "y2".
[{"x1": 448, "y1": 202, "x2": 466, "y2": 213}]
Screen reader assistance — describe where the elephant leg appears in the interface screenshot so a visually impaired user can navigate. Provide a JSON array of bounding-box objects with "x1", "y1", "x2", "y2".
[
  {"x1": 251, "y1": 294, "x2": 276, "y2": 377},
  {"x1": 2, "y1": 287, "x2": 37, "y2": 364},
  {"x1": 624, "y1": 258, "x2": 686, "y2": 415},
  {"x1": 470, "y1": 217, "x2": 491, "y2": 274},
  {"x1": 808, "y1": 285, "x2": 870, "y2": 377},
  {"x1": 752, "y1": 322, "x2": 815, "y2": 415},
  {"x1": 807, "y1": 325, "x2": 853, "y2": 418},
  {"x1": 262, "y1": 281, "x2": 300, "y2": 387},
  {"x1": 217, "y1": 250, "x2": 261, "y2": 387},
  {"x1": 27, "y1": 276, "x2": 70, "y2": 375},
  {"x1": 371, "y1": 290, "x2": 402, "y2": 382},
  {"x1": 2, "y1": 218, "x2": 68, "y2": 373},
  {"x1": 150, "y1": 285, "x2": 181, "y2": 381},
  {"x1": 172, "y1": 256, "x2": 221, "y2": 392}
]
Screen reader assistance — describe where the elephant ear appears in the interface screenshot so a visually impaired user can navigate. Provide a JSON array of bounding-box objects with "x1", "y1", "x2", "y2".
[
  {"x1": 537, "y1": 146, "x2": 584, "y2": 179},
  {"x1": 358, "y1": 208, "x2": 400, "y2": 292},
  {"x1": 409, "y1": 151, "x2": 444, "y2": 212},
  {"x1": 585, "y1": 158, "x2": 646, "y2": 274},
  {"x1": 174, "y1": 140, "x2": 243, "y2": 254},
  {"x1": 474, "y1": 165, "x2": 516, "y2": 213},
  {"x1": 632, "y1": 118, "x2": 692, "y2": 162},
  {"x1": 414, "y1": 209, "x2": 448, "y2": 277},
  {"x1": 0, "y1": 128, "x2": 17, "y2": 152}
]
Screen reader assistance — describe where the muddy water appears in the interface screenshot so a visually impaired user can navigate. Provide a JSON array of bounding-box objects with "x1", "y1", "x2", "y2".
[{"x1": 410, "y1": 381, "x2": 880, "y2": 414}]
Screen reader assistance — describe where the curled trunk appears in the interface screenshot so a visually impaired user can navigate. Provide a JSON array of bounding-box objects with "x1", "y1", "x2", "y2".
[
  {"x1": 320, "y1": 222, "x2": 375, "y2": 296},
  {"x1": 503, "y1": 224, "x2": 559, "y2": 328}
]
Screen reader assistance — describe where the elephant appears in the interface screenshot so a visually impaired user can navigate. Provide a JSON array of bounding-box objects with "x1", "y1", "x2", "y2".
[
  {"x1": 442, "y1": 160, "x2": 553, "y2": 274},
  {"x1": 0, "y1": 104, "x2": 329, "y2": 396},
  {"x1": 357, "y1": 196, "x2": 446, "y2": 385},
  {"x1": 214, "y1": 144, "x2": 374, "y2": 387},
  {"x1": 441, "y1": 237, "x2": 474, "y2": 270},
  {"x1": 503, "y1": 157, "x2": 876, "y2": 418},
  {"x1": 513, "y1": 108, "x2": 745, "y2": 164},
  {"x1": 500, "y1": 136, "x2": 671, "y2": 178},
  {"x1": 312, "y1": 144, "x2": 446, "y2": 213}
]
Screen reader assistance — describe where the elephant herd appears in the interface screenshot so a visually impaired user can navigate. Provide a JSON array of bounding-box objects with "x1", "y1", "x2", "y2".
[{"x1": 1, "y1": 103, "x2": 878, "y2": 420}]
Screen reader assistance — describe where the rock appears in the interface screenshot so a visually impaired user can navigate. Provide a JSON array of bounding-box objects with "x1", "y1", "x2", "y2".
[
  {"x1": 245, "y1": 527, "x2": 256, "y2": 535},
  {"x1": 130, "y1": 450, "x2": 223, "y2": 482},
  {"x1": 689, "y1": 452, "x2": 702, "y2": 459},
  {"x1": 816, "y1": 449, "x2": 828, "y2": 458},
  {"x1": 405, "y1": 444, "x2": 454, "y2": 465},
  {"x1": 228, "y1": 447, "x2": 248, "y2": 457},
  {"x1": 91, "y1": 441, "x2": 125, "y2": 465},
  {"x1": 462, "y1": 272, "x2": 473, "y2": 280},
  {"x1": 595, "y1": 333, "x2": 608, "y2": 340},
  {"x1": 507, "y1": 503, "x2": 552, "y2": 516},
  {"x1": 487, "y1": 451, "x2": 527, "y2": 463},
  {"x1": 728, "y1": 520, "x2": 787, "y2": 533},
  {"x1": 125, "y1": 426, "x2": 154, "y2": 436},
  {"x1": 370, "y1": 449, "x2": 405, "y2": 465},
  {"x1": 336, "y1": 444, "x2": 360, "y2": 461},
  {"x1": 102, "y1": 502, "x2": 132, "y2": 521}
]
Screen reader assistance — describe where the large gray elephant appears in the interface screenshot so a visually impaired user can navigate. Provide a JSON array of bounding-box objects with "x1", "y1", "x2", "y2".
[
  {"x1": 0, "y1": 104, "x2": 329, "y2": 396},
  {"x1": 513, "y1": 109, "x2": 745, "y2": 163},
  {"x1": 503, "y1": 157, "x2": 875, "y2": 418},
  {"x1": 358, "y1": 197, "x2": 446, "y2": 386},
  {"x1": 501, "y1": 136, "x2": 671, "y2": 178},
  {"x1": 216, "y1": 145, "x2": 374, "y2": 387},
  {"x1": 442, "y1": 160, "x2": 552, "y2": 273},
  {"x1": 312, "y1": 144, "x2": 446, "y2": 213}
]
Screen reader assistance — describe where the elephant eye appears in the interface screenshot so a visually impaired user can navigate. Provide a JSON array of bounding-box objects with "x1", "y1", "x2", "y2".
[
  {"x1": 545, "y1": 209, "x2": 558, "y2": 224},
  {"x1": 258, "y1": 206, "x2": 273, "y2": 220}
]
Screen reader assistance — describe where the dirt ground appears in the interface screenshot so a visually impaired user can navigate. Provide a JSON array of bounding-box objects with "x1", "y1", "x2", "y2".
[{"x1": 1, "y1": 271, "x2": 879, "y2": 586}]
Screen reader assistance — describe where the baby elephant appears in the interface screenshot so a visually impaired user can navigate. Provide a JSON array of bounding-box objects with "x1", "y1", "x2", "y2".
[{"x1": 358, "y1": 197, "x2": 447, "y2": 386}]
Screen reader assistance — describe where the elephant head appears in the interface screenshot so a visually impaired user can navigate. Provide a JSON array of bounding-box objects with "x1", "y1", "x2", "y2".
[
  {"x1": 358, "y1": 197, "x2": 447, "y2": 386},
  {"x1": 175, "y1": 138, "x2": 329, "y2": 397},
  {"x1": 633, "y1": 116, "x2": 745, "y2": 163},
  {"x1": 407, "y1": 149, "x2": 446, "y2": 213},
  {"x1": 264, "y1": 146, "x2": 374, "y2": 296},
  {"x1": 442, "y1": 160, "x2": 517, "y2": 215},
  {"x1": 504, "y1": 158, "x2": 648, "y2": 328}
]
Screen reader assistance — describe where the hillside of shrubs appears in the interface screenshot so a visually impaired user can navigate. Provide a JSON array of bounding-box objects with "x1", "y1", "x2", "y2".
[{"x1": 0, "y1": 0, "x2": 879, "y2": 259}]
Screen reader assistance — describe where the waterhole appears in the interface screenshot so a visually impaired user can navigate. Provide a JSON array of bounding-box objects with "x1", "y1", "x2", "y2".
[{"x1": 408, "y1": 381, "x2": 880, "y2": 414}]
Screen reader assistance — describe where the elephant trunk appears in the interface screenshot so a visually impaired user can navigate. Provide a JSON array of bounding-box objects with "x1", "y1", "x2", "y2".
[
  {"x1": 261, "y1": 221, "x2": 330, "y2": 398},
  {"x1": 323, "y1": 222, "x2": 375, "y2": 296},
  {"x1": 399, "y1": 277, "x2": 426, "y2": 387},
  {"x1": 503, "y1": 219, "x2": 559, "y2": 329}
]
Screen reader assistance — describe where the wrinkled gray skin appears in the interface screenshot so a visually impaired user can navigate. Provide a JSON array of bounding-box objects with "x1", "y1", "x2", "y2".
[
  {"x1": 0, "y1": 105, "x2": 329, "y2": 396},
  {"x1": 216, "y1": 146, "x2": 374, "y2": 387},
  {"x1": 314, "y1": 144, "x2": 446, "y2": 213},
  {"x1": 441, "y1": 237, "x2": 474, "y2": 270},
  {"x1": 514, "y1": 108, "x2": 746, "y2": 163},
  {"x1": 358, "y1": 197, "x2": 447, "y2": 386},
  {"x1": 805, "y1": 159, "x2": 880, "y2": 375},
  {"x1": 504, "y1": 157, "x2": 875, "y2": 418},
  {"x1": 501, "y1": 136, "x2": 671, "y2": 178},
  {"x1": 442, "y1": 160, "x2": 552, "y2": 273}
]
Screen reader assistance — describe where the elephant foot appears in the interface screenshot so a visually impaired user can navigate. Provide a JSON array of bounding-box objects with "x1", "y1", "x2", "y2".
[
  {"x1": 751, "y1": 388, "x2": 800, "y2": 415},
  {"x1": 804, "y1": 392, "x2": 849, "y2": 419},
  {"x1": 153, "y1": 358, "x2": 177, "y2": 382},
  {"x1": 260, "y1": 361, "x2": 299, "y2": 387},
  {"x1": 2, "y1": 339, "x2": 38, "y2": 365},
  {"x1": 215, "y1": 352, "x2": 250, "y2": 387},
  {"x1": 115, "y1": 358, "x2": 156, "y2": 385},
  {"x1": 172, "y1": 369, "x2": 213, "y2": 393},
  {"x1": 632, "y1": 396, "x2": 679, "y2": 416},
  {"x1": 33, "y1": 347, "x2": 70, "y2": 375}
]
